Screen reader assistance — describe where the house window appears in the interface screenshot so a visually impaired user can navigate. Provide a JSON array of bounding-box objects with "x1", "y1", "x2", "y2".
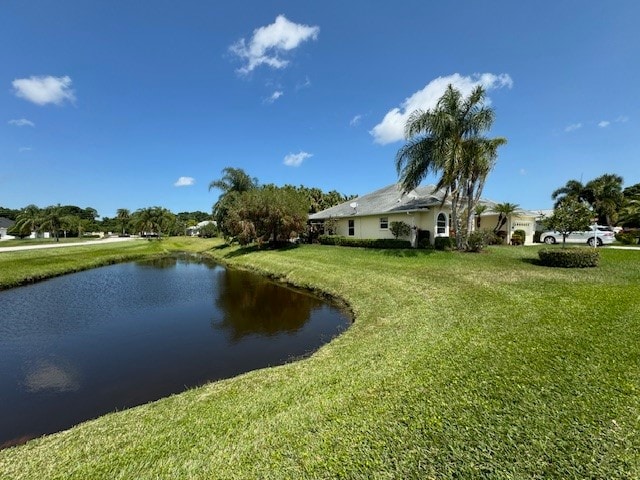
[
  {"x1": 348, "y1": 219, "x2": 355, "y2": 236},
  {"x1": 379, "y1": 217, "x2": 388, "y2": 229},
  {"x1": 437, "y1": 213, "x2": 446, "y2": 235}
]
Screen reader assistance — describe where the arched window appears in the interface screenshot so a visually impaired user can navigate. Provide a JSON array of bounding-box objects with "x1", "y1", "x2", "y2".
[{"x1": 437, "y1": 213, "x2": 446, "y2": 235}]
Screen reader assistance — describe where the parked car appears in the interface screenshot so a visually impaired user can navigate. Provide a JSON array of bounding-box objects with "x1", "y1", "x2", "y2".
[{"x1": 540, "y1": 225, "x2": 614, "y2": 246}]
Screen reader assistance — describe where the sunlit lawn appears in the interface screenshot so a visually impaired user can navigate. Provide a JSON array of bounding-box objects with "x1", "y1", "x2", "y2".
[{"x1": 0, "y1": 242, "x2": 638, "y2": 479}]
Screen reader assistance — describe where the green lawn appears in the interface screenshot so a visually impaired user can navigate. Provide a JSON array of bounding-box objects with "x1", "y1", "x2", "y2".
[
  {"x1": 0, "y1": 237, "x2": 220, "y2": 290},
  {"x1": 0, "y1": 237, "x2": 96, "y2": 247},
  {"x1": 1, "y1": 243, "x2": 639, "y2": 479}
]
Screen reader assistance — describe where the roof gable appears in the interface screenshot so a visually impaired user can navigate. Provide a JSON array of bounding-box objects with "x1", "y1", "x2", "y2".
[{"x1": 309, "y1": 183, "x2": 449, "y2": 219}]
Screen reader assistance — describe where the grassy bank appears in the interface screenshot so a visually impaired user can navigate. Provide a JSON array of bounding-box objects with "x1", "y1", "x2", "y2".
[
  {"x1": 0, "y1": 237, "x2": 220, "y2": 290},
  {"x1": 1, "y1": 244, "x2": 639, "y2": 478}
]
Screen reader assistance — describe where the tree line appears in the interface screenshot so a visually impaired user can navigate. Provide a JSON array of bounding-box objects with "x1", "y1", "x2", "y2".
[{"x1": 2, "y1": 204, "x2": 212, "y2": 240}]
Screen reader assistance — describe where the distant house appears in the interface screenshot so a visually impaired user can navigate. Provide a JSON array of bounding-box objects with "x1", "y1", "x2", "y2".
[
  {"x1": 0, "y1": 217, "x2": 16, "y2": 240},
  {"x1": 308, "y1": 183, "x2": 538, "y2": 246},
  {"x1": 186, "y1": 220, "x2": 216, "y2": 236}
]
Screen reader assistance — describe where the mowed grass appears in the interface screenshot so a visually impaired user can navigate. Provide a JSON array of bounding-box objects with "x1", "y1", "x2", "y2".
[
  {"x1": 1, "y1": 243, "x2": 639, "y2": 478},
  {"x1": 0, "y1": 237, "x2": 220, "y2": 290}
]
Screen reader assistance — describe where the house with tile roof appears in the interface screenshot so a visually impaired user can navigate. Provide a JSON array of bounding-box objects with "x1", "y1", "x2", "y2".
[{"x1": 308, "y1": 184, "x2": 538, "y2": 246}]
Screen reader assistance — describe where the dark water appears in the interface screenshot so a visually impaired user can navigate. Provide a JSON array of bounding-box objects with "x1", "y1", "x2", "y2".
[{"x1": 0, "y1": 254, "x2": 350, "y2": 448}]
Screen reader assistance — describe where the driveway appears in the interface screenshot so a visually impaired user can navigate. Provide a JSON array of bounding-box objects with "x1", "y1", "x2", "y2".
[
  {"x1": 608, "y1": 246, "x2": 640, "y2": 251},
  {"x1": 0, "y1": 236, "x2": 140, "y2": 253}
]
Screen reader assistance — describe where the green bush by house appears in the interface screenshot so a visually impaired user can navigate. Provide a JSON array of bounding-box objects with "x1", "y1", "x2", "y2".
[
  {"x1": 434, "y1": 236, "x2": 454, "y2": 250},
  {"x1": 318, "y1": 235, "x2": 411, "y2": 249}
]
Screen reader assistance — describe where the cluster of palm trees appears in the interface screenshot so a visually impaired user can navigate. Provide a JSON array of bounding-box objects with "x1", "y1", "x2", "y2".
[
  {"x1": 115, "y1": 207, "x2": 177, "y2": 237},
  {"x1": 551, "y1": 174, "x2": 633, "y2": 226},
  {"x1": 14, "y1": 204, "x2": 97, "y2": 241},
  {"x1": 395, "y1": 85, "x2": 507, "y2": 250}
]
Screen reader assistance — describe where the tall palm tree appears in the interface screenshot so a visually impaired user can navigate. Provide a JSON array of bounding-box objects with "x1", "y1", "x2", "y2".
[
  {"x1": 209, "y1": 167, "x2": 258, "y2": 236},
  {"x1": 209, "y1": 167, "x2": 258, "y2": 197},
  {"x1": 461, "y1": 137, "x2": 507, "y2": 236},
  {"x1": 396, "y1": 85, "x2": 504, "y2": 249},
  {"x1": 116, "y1": 208, "x2": 131, "y2": 235}
]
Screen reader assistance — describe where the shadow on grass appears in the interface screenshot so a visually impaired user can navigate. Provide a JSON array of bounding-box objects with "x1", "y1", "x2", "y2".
[
  {"x1": 381, "y1": 248, "x2": 436, "y2": 258},
  {"x1": 521, "y1": 257, "x2": 543, "y2": 266},
  {"x1": 221, "y1": 242, "x2": 301, "y2": 259}
]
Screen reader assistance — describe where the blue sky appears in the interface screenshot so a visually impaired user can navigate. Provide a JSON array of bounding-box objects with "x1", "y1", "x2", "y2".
[{"x1": 2, "y1": 1, "x2": 638, "y2": 218}]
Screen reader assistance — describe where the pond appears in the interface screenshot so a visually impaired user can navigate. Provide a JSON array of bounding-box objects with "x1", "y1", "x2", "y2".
[{"x1": 0, "y1": 254, "x2": 351, "y2": 448}]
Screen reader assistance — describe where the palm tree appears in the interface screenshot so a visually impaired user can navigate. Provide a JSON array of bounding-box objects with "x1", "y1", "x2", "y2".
[
  {"x1": 461, "y1": 137, "x2": 507, "y2": 236},
  {"x1": 133, "y1": 207, "x2": 156, "y2": 236},
  {"x1": 116, "y1": 208, "x2": 131, "y2": 235},
  {"x1": 492, "y1": 202, "x2": 520, "y2": 236},
  {"x1": 209, "y1": 167, "x2": 258, "y2": 197},
  {"x1": 396, "y1": 85, "x2": 505, "y2": 249},
  {"x1": 40, "y1": 204, "x2": 65, "y2": 242},
  {"x1": 474, "y1": 204, "x2": 488, "y2": 229},
  {"x1": 551, "y1": 179, "x2": 589, "y2": 208},
  {"x1": 209, "y1": 167, "x2": 258, "y2": 236},
  {"x1": 585, "y1": 174, "x2": 624, "y2": 226},
  {"x1": 619, "y1": 199, "x2": 640, "y2": 228},
  {"x1": 14, "y1": 204, "x2": 42, "y2": 237}
]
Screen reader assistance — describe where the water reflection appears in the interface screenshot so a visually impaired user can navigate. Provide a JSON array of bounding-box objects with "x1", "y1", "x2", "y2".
[
  {"x1": 0, "y1": 255, "x2": 350, "y2": 448},
  {"x1": 24, "y1": 359, "x2": 80, "y2": 393},
  {"x1": 213, "y1": 269, "x2": 324, "y2": 341}
]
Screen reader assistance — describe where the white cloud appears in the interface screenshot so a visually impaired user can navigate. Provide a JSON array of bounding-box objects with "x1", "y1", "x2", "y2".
[
  {"x1": 565, "y1": 123, "x2": 582, "y2": 132},
  {"x1": 370, "y1": 73, "x2": 513, "y2": 145},
  {"x1": 8, "y1": 118, "x2": 35, "y2": 127},
  {"x1": 283, "y1": 151, "x2": 312, "y2": 167},
  {"x1": 230, "y1": 15, "x2": 319, "y2": 74},
  {"x1": 12, "y1": 75, "x2": 76, "y2": 106},
  {"x1": 19, "y1": 147, "x2": 32, "y2": 152},
  {"x1": 350, "y1": 114, "x2": 363, "y2": 126},
  {"x1": 598, "y1": 120, "x2": 610, "y2": 128},
  {"x1": 615, "y1": 115, "x2": 629, "y2": 123},
  {"x1": 174, "y1": 176, "x2": 195, "y2": 187},
  {"x1": 519, "y1": 168, "x2": 527, "y2": 176},
  {"x1": 264, "y1": 90, "x2": 284, "y2": 104}
]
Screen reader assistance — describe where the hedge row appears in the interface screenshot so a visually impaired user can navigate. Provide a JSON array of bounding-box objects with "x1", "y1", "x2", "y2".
[
  {"x1": 538, "y1": 247, "x2": 600, "y2": 268},
  {"x1": 318, "y1": 236, "x2": 411, "y2": 249}
]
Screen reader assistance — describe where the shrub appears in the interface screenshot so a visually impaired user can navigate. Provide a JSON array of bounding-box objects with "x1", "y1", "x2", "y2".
[
  {"x1": 538, "y1": 247, "x2": 600, "y2": 268},
  {"x1": 418, "y1": 238, "x2": 432, "y2": 249},
  {"x1": 615, "y1": 231, "x2": 638, "y2": 245},
  {"x1": 434, "y1": 236, "x2": 454, "y2": 251},
  {"x1": 466, "y1": 230, "x2": 494, "y2": 252},
  {"x1": 389, "y1": 221, "x2": 411, "y2": 239},
  {"x1": 417, "y1": 229, "x2": 430, "y2": 245},
  {"x1": 318, "y1": 235, "x2": 411, "y2": 249},
  {"x1": 511, "y1": 229, "x2": 526, "y2": 246}
]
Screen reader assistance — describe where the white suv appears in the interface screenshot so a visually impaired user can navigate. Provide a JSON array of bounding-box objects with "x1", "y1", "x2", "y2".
[{"x1": 540, "y1": 225, "x2": 614, "y2": 247}]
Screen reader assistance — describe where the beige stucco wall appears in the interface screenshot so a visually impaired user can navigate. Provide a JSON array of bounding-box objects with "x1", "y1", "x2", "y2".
[
  {"x1": 478, "y1": 214, "x2": 536, "y2": 245},
  {"x1": 330, "y1": 209, "x2": 450, "y2": 244}
]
